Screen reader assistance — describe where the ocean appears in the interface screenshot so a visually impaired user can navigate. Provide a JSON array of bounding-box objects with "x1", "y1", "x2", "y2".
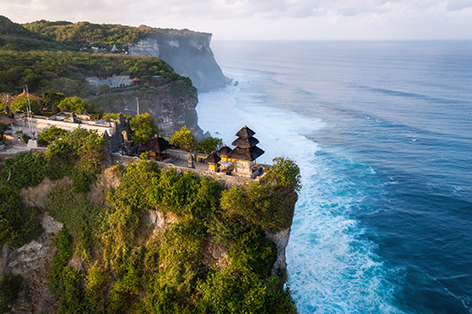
[{"x1": 196, "y1": 40, "x2": 472, "y2": 314}]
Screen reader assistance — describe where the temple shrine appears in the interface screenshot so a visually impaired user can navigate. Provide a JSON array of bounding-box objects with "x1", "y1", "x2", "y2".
[{"x1": 226, "y1": 125, "x2": 265, "y2": 175}]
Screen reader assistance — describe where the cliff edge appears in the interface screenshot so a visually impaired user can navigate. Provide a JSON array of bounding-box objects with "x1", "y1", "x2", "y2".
[
  {"x1": 90, "y1": 82, "x2": 204, "y2": 141},
  {"x1": 129, "y1": 31, "x2": 226, "y2": 92}
]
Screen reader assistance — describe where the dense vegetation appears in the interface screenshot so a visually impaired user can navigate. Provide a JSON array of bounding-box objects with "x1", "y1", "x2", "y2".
[
  {"x1": 0, "y1": 14, "x2": 299, "y2": 312},
  {"x1": 0, "y1": 16, "x2": 82, "y2": 52},
  {"x1": 23, "y1": 20, "x2": 155, "y2": 45},
  {"x1": 23, "y1": 19, "x2": 207, "y2": 46},
  {"x1": 1, "y1": 15, "x2": 207, "y2": 55},
  {"x1": 1, "y1": 140, "x2": 300, "y2": 313},
  {"x1": 0, "y1": 50, "x2": 190, "y2": 97},
  {"x1": 0, "y1": 274, "x2": 22, "y2": 313},
  {"x1": 44, "y1": 158, "x2": 298, "y2": 313}
]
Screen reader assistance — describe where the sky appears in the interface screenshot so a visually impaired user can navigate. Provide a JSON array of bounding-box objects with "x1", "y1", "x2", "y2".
[{"x1": 2, "y1": 0, "x2": 472, "y2": 40}]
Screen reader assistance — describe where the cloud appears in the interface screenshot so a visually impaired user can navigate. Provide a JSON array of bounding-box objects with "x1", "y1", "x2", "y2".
[
  {"x1": 3, "y1": 0, "x2": 465, "y2": 23},
  {"x1": 446, "y1": 0, "x2": 472, "y2": 10},
  {"x1": 1, "y1": 0, "x2": 471, "y2": 40}
]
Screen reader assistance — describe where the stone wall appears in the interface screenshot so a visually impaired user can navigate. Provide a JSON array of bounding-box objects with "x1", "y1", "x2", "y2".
[
  {"x1": 110, "y1": 153, "x2": 252, "y2": 189},
  {"x1": 21, "y1": 116, "x2": 113, "y2": 136}
]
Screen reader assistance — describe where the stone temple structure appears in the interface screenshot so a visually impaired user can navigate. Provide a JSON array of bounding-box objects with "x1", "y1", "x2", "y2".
[
  {"x1": 228, "y1": 125, "x2": 264, "y2": 175},
  {"x1": 104, "y1": 113, "x2": 133, "y2": 155}
]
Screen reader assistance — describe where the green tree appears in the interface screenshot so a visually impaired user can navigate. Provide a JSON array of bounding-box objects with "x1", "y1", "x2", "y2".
[
  {"x1": 262, "y1": 157, "x2": 301, "y2": 192},
  {"x1": 98, "y1": 83, "x2": 111, "y2": 94},
  {"x1": 129, "y1": 113, "x2": 159, "y2": 144},
  {"x1": 102, "y1": 112, "x2": 120, "y2": 122},
  {"x1": 10, "y1": 95, "x2": 41, "y2": 115},
  {"x1": 197, "y1": 136, "x2": 223, "y2": 154},
  {"x1": 37, "y1": 125, "x2": 67, "y2": 146},
  {"x1": 42, "y1": 91, "x2": 66, "y2": 113},
  {"x1": 58, "y1": 96, "x2": 91, "y2": 114},
  {"x1": 169, "y1": 126, "x2": 197, "y2": 152}
]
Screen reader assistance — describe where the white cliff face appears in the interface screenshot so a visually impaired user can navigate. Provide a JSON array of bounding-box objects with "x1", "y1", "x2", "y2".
[
  {"x1": 167, "y1": 40, "x2": 179, "y2": 47},
  {"x1": 129, "y1": 38, "x2": 160, "y2": 58},
  {"x1": 191, "y1": 40, "x2": 203, "y2": 51},
  {"x1": 128, "y1": 32, "x2": 226, "y2": 91},
  {"x1": 265, "y1": 228, "x2": 291, "y2": 273}
]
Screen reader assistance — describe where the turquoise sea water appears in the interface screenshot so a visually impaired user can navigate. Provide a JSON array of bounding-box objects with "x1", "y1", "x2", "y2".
[{"x1": 196, "y1": 41, "x2": 472, "y2": 313}]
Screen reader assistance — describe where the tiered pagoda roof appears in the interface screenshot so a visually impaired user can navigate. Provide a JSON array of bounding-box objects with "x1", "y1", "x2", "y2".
[{"x1": 228, "y1": 125, "x2": 264, "y2": 161}]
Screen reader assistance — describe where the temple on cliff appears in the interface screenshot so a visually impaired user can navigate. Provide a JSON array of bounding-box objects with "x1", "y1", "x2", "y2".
[{"x1": 226, "y1": 125, "x2": 265, "y2": 176}]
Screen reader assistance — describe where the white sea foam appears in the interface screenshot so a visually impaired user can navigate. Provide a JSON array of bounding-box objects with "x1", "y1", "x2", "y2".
[
  {"x1": 287, "y1": 155, "x2": 402, "y2": 313},
  {"x1": 197, "y1": 73, "x2": 402, "y2": 314}
]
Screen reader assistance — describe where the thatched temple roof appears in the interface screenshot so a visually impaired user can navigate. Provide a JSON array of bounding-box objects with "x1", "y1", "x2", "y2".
[
  {"x1": 228, "y1": 146, "x2": 264, "y2": 161},
  {"x1": 228, "y1": 125, "x2": 265, "y2": 161},
  {"x1": 235, "y1": 125, "x2": 255, "y2": 139},
  {"x1": 218, "y1": 145, "x2": 232, "y2": 157},
  {"x1": 205, "y1": 151, "x2": 221, "y2": 164},
  {"x1": 139, "y1": 135, "x2": 172, "y2": 153},
  {"x1": 231, "y1": 137, "x2": 259, "y2": 149}
]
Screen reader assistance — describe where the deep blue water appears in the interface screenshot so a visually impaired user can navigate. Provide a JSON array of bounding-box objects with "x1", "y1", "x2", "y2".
[{"x1": 196, "y1": 40, "x2": 472, "y2": 313}]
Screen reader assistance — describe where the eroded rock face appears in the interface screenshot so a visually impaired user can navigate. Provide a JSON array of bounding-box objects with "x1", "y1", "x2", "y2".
[
  {"x1": 201, "y1": 240, "x2": 229, "y2": 269},
  {"x1": 142, "y1": 210, "x2": 179, "y2": 236},
  {"x1": 129, "y1": 32, "x2": 226, "y2": 92},
  {"x1": 0, "y1": 213, "x2": 62, "y2": 314},
  {"x1": 90, "y1": 83, "x2": 203, "y2": 140},
  {"x1": 87, "y1": 166, "x2": 122, "y2": 206},
  {"x1": 129, "y1": 38, "x2": 160, "y2": 58},
  {"x1": 265, "y1": 228, "x2": 291, "y2": 273},
  {"x1": 20, "y1": 177, "x2": 73, "y2": 208}
]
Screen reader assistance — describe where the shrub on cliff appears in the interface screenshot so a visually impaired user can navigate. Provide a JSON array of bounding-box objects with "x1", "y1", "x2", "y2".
[
  {"x1": 197, "y1": 136, "x2": 223, "y2": 154},
  {"x1": 146, "y1": 169, "x2": 221, "y2": 221},
  {"x1": 169, "y1": 125, "x2": 197, "y2": 152},
  {"x1": 101, "y1": 160, "x2": 159, "y2": 269},
  {"x1": 196, "y1": 267, "x2": 295, "y2": 314},
  {"x1": 130, "y1": 113, "x2": 159, "y2": 145},
  {"x1": 48, "y1": 228, "x2": 74, "y2": 297},
  {"x1": 45, "y1": 185, "x2": 100, "y2": 260},
  {"x1": 0, "y1": 274, "x2": 22, "y2": 313},
  {"x1": 2, "y1": 152, "x2": 47, "y2": 189},
  {"x1": 58, "y1": 96, "x2": 91, "y2": 114},
  {"x1": 0, "y1": 186, "x2": 43, "y2": 249},
  {"x1": 37, "y1": 125, "x2": 68, "y2": 146},
  {"x1": 8, "y1": 157, "x2": 298, "y2": 313},
  {"x1": 220, "y1": 158, "x2": 300, "y2": 232}
]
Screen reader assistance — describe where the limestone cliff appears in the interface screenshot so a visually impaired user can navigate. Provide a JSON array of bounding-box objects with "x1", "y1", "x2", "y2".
[
  {"x1": 0, "y1": 214, "x2": 62, "y2": 313},
  {"x1": 90, "y1": 82, "x2": 204, "y2": 140},
  {"x1": 129, "y1": 31, "x2": 226, "y2": 92},
  {"x1": 1, "y1": 161, "x2": 295, "y2": 312}
]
